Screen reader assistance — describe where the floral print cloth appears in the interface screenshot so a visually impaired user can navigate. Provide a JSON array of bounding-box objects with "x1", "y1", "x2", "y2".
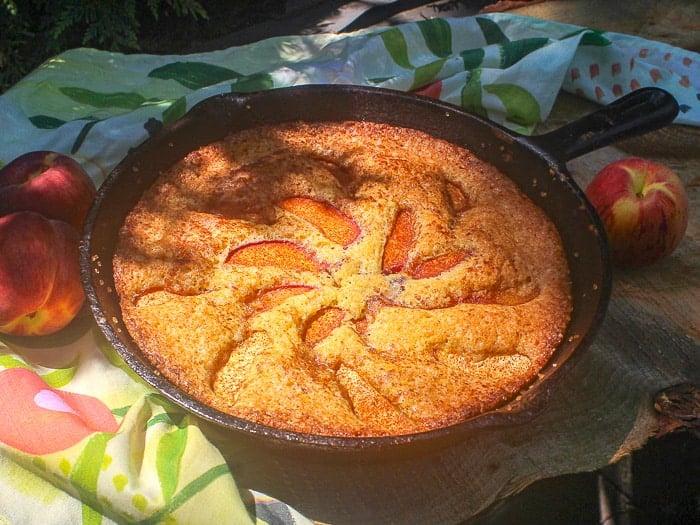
[{"x1": 0, "y1": 13, "x2": 698, "y2": 524}]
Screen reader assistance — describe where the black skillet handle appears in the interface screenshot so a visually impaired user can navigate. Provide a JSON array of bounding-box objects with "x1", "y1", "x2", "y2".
[{"x1": 530, "y1": 87, "x2": 679, "y2": 162}]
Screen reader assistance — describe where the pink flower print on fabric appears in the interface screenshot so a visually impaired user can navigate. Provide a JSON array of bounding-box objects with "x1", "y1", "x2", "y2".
[{"x1": 0, "y1": 368, "x2": 119, "y2": 455}]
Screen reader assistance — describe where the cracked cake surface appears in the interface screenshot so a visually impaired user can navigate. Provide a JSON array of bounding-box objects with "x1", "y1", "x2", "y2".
[{"x1": 113, "y1": 120, "x2": 572, "y2": 437}]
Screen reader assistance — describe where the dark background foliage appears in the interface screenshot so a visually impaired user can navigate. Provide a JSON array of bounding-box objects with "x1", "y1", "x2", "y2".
[{"x1": 0, "y1": 0, "x2": 287, "y2": 93}]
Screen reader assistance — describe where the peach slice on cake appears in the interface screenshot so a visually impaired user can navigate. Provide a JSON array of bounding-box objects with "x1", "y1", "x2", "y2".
[
  {"x1": 303, "y1": 307, "x2": 345, "y2": 347},
  {"x1": 226, "y1": 240, "x2": 322, "y2": 271},
  {"x1": 381, "y1": 209, "x2": 415, "y2": 274},
  {"x1": 411, "y1": 251, "x2": 467, "y2": 279},
  {"x1": 382, "y1": 208, "x2": 467, "y2": 279},
  {"x1": 279, "y1": 197, "x2": 359, "y2": 247},
  {"x1": 247, "y1": 285, "x2": 314, "y2": 314}
]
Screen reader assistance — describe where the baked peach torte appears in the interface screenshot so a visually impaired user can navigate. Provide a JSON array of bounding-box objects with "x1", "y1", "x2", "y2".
[{"x1": 113, "y1": 121, "x2": 572, "y2": 437}]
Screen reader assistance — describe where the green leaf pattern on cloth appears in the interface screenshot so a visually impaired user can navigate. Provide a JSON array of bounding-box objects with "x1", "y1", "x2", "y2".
[
  {"x1": 0, "y1": 12, "x2": 698, "y2": 524},
  {"x1": 476, "y1": 16, "x2": 508, "y2": 44},
  {"x1": 412, "y1": 58, "x2": 448, "y2": 90},
  {"x1": 162, "y1": 95, "x2": 188, "y2": 125},
  {"x1": 148, "y1": 61, "x2": 243, "y2": 89},
  {"x1": 380, "y1": 27, "x2": 413, "y2": 69},
  {"x1": 485, "y1": 83, "x2": 541, "y2": 127},
  {"x1": 157, "y1": 424, "x2": 187, "y2": 502},
  {"x1": 59, "y1": 87, "x2": 158, "y2": 110},
  {"x1": 41, "y1": 362, "x2": 79, "y2": 388},
  {"x1": 460, "y1": 48, "x2": 485, "y2": 70},
  {"x1": 499, "y1": 37, "x2": 550, "y2": 67},
  {"x1": 70, "y1": 433, "x2": 113, "y2": 520},
  {"x1": 418, "y1": 18, "x2": 453, "y2": 58},
  {"x1": 1, "y1": 14, "x2": 697, "y2": 179},
  {"x1": 460, "y1": 67, "x2": 486, "y2": 118},
  {"x1": 28, "y1": 114, "x2": 68, "y2": 129}
]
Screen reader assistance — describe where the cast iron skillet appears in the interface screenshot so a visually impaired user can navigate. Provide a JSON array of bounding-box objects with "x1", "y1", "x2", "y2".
[{"x1": 80, "y1": 85, "x2": 678, "y2": 522}]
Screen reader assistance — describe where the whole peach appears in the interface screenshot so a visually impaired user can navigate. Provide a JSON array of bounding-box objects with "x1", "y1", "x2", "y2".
[
  {"x1": 0, "y1": 211, "x2": 85, "y2": 335},
  {"x1": 0, "y1": 151, "x2": 96, "y2": 230}
]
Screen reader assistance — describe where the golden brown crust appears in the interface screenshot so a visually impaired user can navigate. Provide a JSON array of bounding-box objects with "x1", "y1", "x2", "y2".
[{"x1": 113, "y1": 121, "x2": 572, "y2": 437}]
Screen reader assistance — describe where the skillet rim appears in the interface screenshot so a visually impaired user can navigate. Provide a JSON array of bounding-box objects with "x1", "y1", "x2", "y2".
[{"x1": 80, "y1": 84, "x2": 612, "y2": 452}]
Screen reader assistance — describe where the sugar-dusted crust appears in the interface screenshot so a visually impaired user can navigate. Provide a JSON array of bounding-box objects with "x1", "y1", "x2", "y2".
[{"x1": 113, "y1": 121, "x2": 572, "y2": 437}]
